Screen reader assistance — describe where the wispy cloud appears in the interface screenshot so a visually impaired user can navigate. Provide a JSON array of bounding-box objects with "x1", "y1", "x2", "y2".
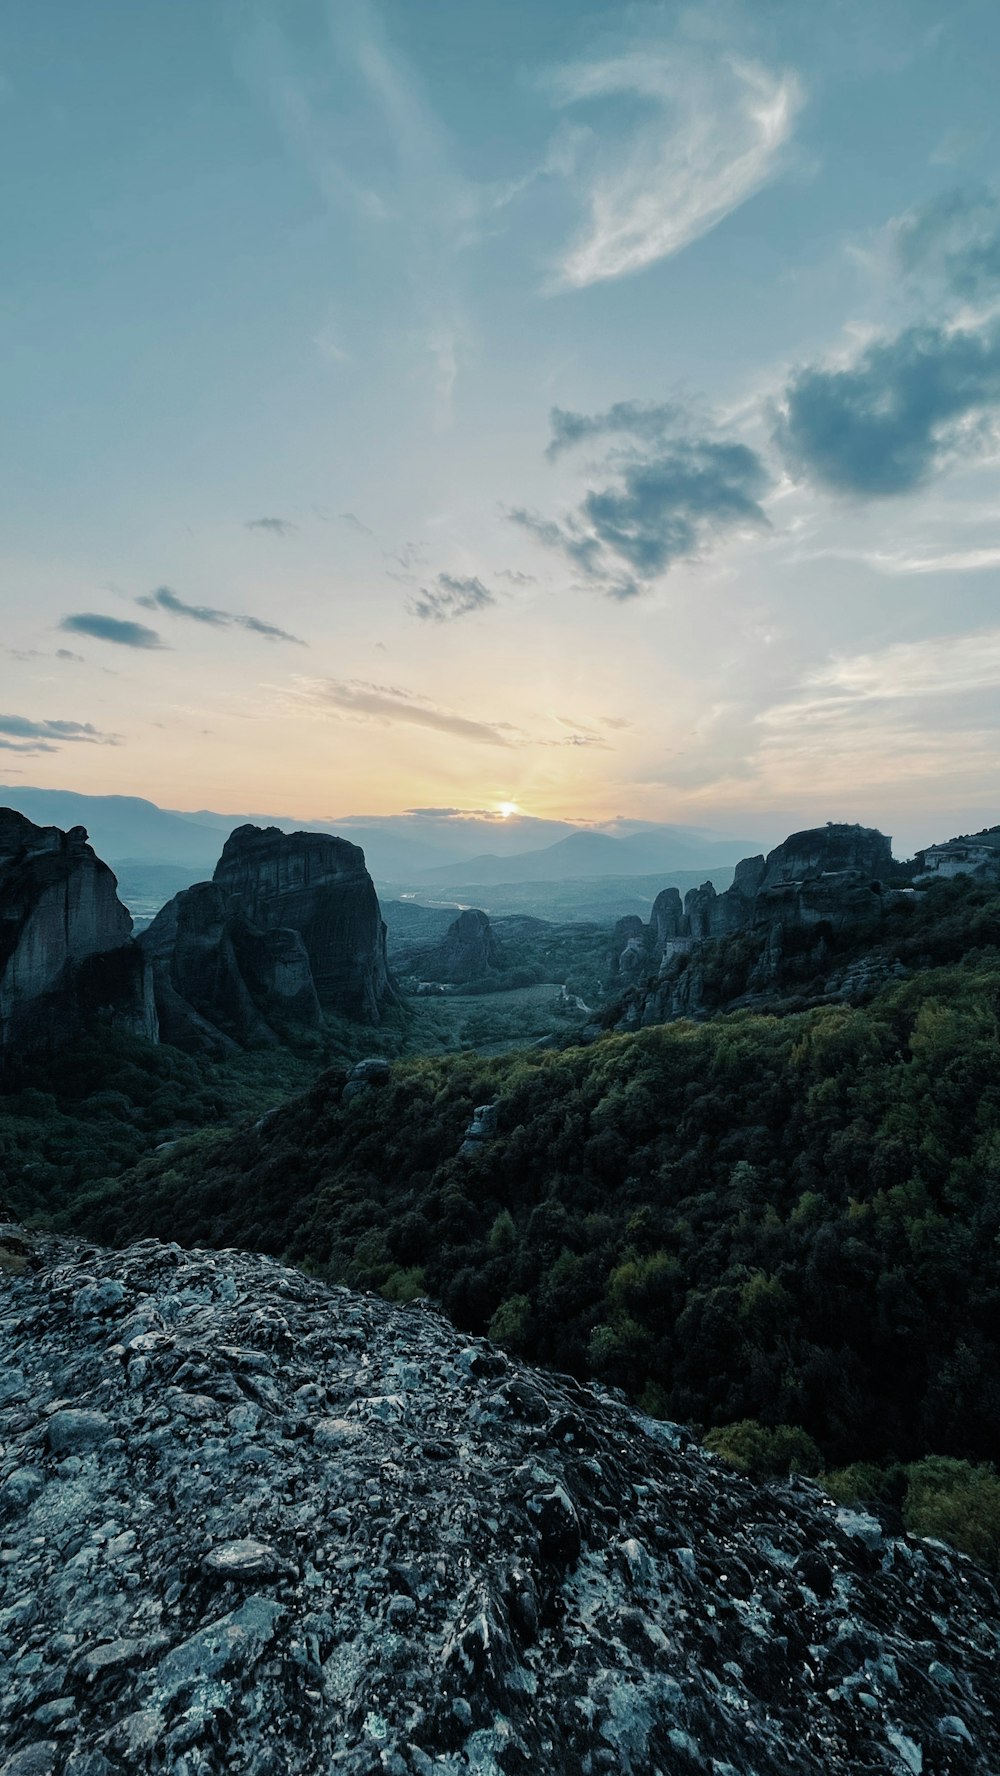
[
  {"x1": 511, "y1": 403, "x2": 771, "y2": 597},
  {"x1": 245, "y1": 516, "x2": 296, "y2": 537},
  {"x1": 546, "y1": 50, "x2": 802, "y2": 290},
  {"x1": 340, "y1": 512, "x2": 374, "y2": 537},
  {"x1": 407, "y1": 573, "x2": 496, "y2": 624},
  {"x1": 60, "y1": 614, "x2": 165, "y2": 650},
  {"x1": 893, "y1": 185, "x2": 1000, "y2": 300},
  {"x1": 0, "y1": 714, "x2": 120, "y2": 753},
  {"x1": 290, "y1": 677, "x2": 515, "y2": 747},
  {"x1": 546, "y1": 400, "x2": 688, "y2": 459},
  {"x1": 496, "y1": 568, "x2": 537, "y2": 586},
  {"x1": 137, "y1": 586, "x2": 306, "y2": 645},
  {"x1": 749, "y1": 628, "x2": 1000, "y2": 798},
  {"x1": 766, "y1": 628, "x2": 1000, "y2": 714}
]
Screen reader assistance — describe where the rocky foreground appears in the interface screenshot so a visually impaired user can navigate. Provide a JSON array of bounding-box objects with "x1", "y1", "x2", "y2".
[{"x1": 1, "y1": 1228, "x2": 999, "y2": 1776}]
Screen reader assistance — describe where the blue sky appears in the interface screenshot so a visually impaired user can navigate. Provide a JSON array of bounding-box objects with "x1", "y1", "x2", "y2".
[{"x1": 2, "y1": 0, "x2": 1000, "y2": 852}]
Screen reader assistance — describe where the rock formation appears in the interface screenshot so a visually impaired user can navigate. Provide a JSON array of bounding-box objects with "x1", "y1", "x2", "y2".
[
  {"x1": 610, "y1": 824, "x2": 901, "y2": 1028},
  {"x1": 140, "y1": 826, "x2": 392, "y2": 1052},
  {"x1": 407, "y1": 906, "x2": 501, "y2": 986},
  {"x1": 2, "y1": 1222, "x2": 999, "y2": 1774},
  {"x1": 0, "y1": 809, "x2": 156, "y2": 1062}
]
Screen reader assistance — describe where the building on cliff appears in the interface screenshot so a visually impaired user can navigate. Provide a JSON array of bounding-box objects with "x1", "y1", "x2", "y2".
[
  {"x1": 0, "y1": 808, "x2": 157, "y2": 1062},
  {"x1": 915, "y1": 828, "x2": 1000, "y2": 881}
]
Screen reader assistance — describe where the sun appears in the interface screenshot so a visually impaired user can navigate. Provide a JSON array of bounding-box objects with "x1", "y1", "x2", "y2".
[{"x1": 496, "y1": 800, "x2": 521, "y2": 819}]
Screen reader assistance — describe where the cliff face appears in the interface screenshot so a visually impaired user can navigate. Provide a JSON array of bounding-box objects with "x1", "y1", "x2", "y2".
[
  {"x1": 215, "y1": 825, "x2": 391, "y2": 1021},
  {"x1": 400, "y1": 906, "x2": 501, "y2": 986},
  {"x1": 611, "y1": 824, "x2": 899, "y2": 1027},
  {"x1": 3, "y1": 1223, "x2": 999, "y2": 1775},
  {"x1": 141, "y1": 825, "x2": 392, "y2": 1052},
  {"x1": 0, "y1": 809, "x2": 157, "y2": 1059}
]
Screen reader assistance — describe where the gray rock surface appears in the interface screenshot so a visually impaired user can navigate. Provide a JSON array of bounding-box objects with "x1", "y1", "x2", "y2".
[
  {"x1": 2, "y1": 1226, "x2": 999, "y2": 1774},
  {"x1": 0, "y1": 810, "x2": 157, "y2": 1062}
]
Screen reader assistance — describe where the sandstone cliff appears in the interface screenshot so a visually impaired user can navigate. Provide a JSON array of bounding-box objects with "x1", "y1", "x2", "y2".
[
  {"x1": 140, "y1": 825, "x2": 392, "y2": 1051},
  {"x1": 2, "y1": 1223, "x2": 998, "y2": 1774},
  {"x1": 0, "y1": 809, "x2": 157, "y2": 1061},
  {"x1": 610, "y1": 823, "x2": 902, "y2": 1028}
]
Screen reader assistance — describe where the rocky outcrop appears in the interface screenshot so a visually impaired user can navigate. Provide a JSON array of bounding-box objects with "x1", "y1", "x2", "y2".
[
  {"x1": 140, "y1": 826, "x2": 392, "y2": 1052},
  {"x1": 0, "y1": 810, "x2": 157, "y2": 1062},
  {"x1": 214, "y1": 826, "x2": 392, "y2": 1020},
  {"x1": 2, "y1": 1225, "x2": 999, "y2": 1775},
  {"x1": 610, "y1": 824, "x2": 901, "y2": 1028},
  {"x1": 406, "y1": 906, "x2": 501, "y2": 986}
]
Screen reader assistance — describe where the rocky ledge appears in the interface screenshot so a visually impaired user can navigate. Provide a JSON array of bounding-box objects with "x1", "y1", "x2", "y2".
[{"x1": 2, "y1": 1231, "x2": 999, "y2": 1776}]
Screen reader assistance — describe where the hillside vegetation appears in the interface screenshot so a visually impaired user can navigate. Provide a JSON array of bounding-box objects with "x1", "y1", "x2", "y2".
[{"x1": 54, "y1": 877, "x2": 1000, "y2": 1487}]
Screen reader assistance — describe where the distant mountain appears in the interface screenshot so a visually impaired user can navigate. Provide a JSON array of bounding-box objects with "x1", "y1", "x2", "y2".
[
  {"x1": 0, "y1": 788, "x2": 230, "y2": 870},
  {"x1": 410, "y1": 826, "x2": 754, "y2": 884},
  {"x1": 0, "y1": 788, "x2": 759, "y2": 887}
]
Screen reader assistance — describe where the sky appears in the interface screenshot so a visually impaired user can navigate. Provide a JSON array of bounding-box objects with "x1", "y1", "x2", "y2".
[{"x1": 3, "y1": 0, "x2": 1000, "y2": 856}]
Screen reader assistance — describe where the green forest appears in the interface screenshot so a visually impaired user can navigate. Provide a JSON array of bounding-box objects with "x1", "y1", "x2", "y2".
[{"x1": 5, "y1": 874, "x2": 1000, "y2": 1565}]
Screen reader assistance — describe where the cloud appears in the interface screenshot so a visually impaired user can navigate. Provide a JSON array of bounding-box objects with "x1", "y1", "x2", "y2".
[
  {"x1": 60, "y1": 614, "x2": 165, "y2": 649},
  {"x1": 56, "y1": 648, "x2": 84, "y2": 661},
  {"x1": 340, "y1": 512, "x2": 374, "y2": 537},
  {"x1": 407, "y1": 573, "x2": 496, "y2": 623},
  {"x1": 245, "y1": 516, "x2": 296, "y2": 537},
  {"x1": 750, "y1": 628, "x2": 1000, "y2": 798},
  {"x1": 496, "y1": 568, "x2": 537, "y2": 585},
  {"x1": 893, "y1": 186, "x2": 1000, "y2": 300},
  {"x1": 775, "y1": 320, "x2": 1000, "y2": 497},
  {"x1": 292, "y1": 678, "x2": 515, "y2": 747},
  {"x1": 0, "y1": 714, "x2": 119, "y2": 752},
  {"x1": 510, "y1": 417, "x2": 771, "y2": 597},
  {"x1": 767, "y1": 628, "x2": 1000, "y2": 714},
  {"x1": 547, "y1": 50, "x2": 802, "y2": 290},
  {"x1": 137, "y1": 586, "x2": 305, "y2": 645},
  {"x1": 546, "y1": 400, "x2": 687, "y2": 459}
]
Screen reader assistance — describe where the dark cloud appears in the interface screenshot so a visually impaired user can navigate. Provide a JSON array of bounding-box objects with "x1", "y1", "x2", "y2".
[
  {"x1": 546, "y1": 400, "x2": 686, "y2": 460},
  {"x1": 56, "y1": 648, "x2": 84, "y2": 661},
  {"x1": 340, "y1": 512, "x2": 374, "y2": 537},
  {"x1": 894, "y1": 186, "x2": 1000, "y2": 299},
  {"x1": 496, "y1": 568, "x2": 537, "y2": 585},
  {"x1": 775, "y1": 320, "x2": 1000, "y2": 497},
  {"x1": 510, "y1": 436, "x2": 771, "y2": 598},
  {"x1": 0, "y1": 715, "x2": 119, "y2": 751},
  {"x1": 408, "y1": 573, "x2": 496, "y2": 624},
  {"x1": 137, "y1": 586, "x2": 305, "y2": 645},
  {"x1": 60, "y1": 614, "x2": 165, "y2": 649},
  {"x1": 245, "y1": 516, "x2": 296, "y2": 537},
  {"x1": 294, "y1": 678, "x2": 514, "y2": 747}
]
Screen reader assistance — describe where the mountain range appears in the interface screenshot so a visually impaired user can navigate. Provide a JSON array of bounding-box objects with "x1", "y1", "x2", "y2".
[{"x1": 0, "y1": 785, "x2": 757, "y2": 883}]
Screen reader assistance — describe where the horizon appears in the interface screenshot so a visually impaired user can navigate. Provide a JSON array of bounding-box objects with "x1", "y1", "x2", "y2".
[
  {"x1": 4, "y1": 1, "x2": 1000, "y2": 842},
  {"x1": 1, "y1": 777, "x2": 990, "y2": 864}
]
